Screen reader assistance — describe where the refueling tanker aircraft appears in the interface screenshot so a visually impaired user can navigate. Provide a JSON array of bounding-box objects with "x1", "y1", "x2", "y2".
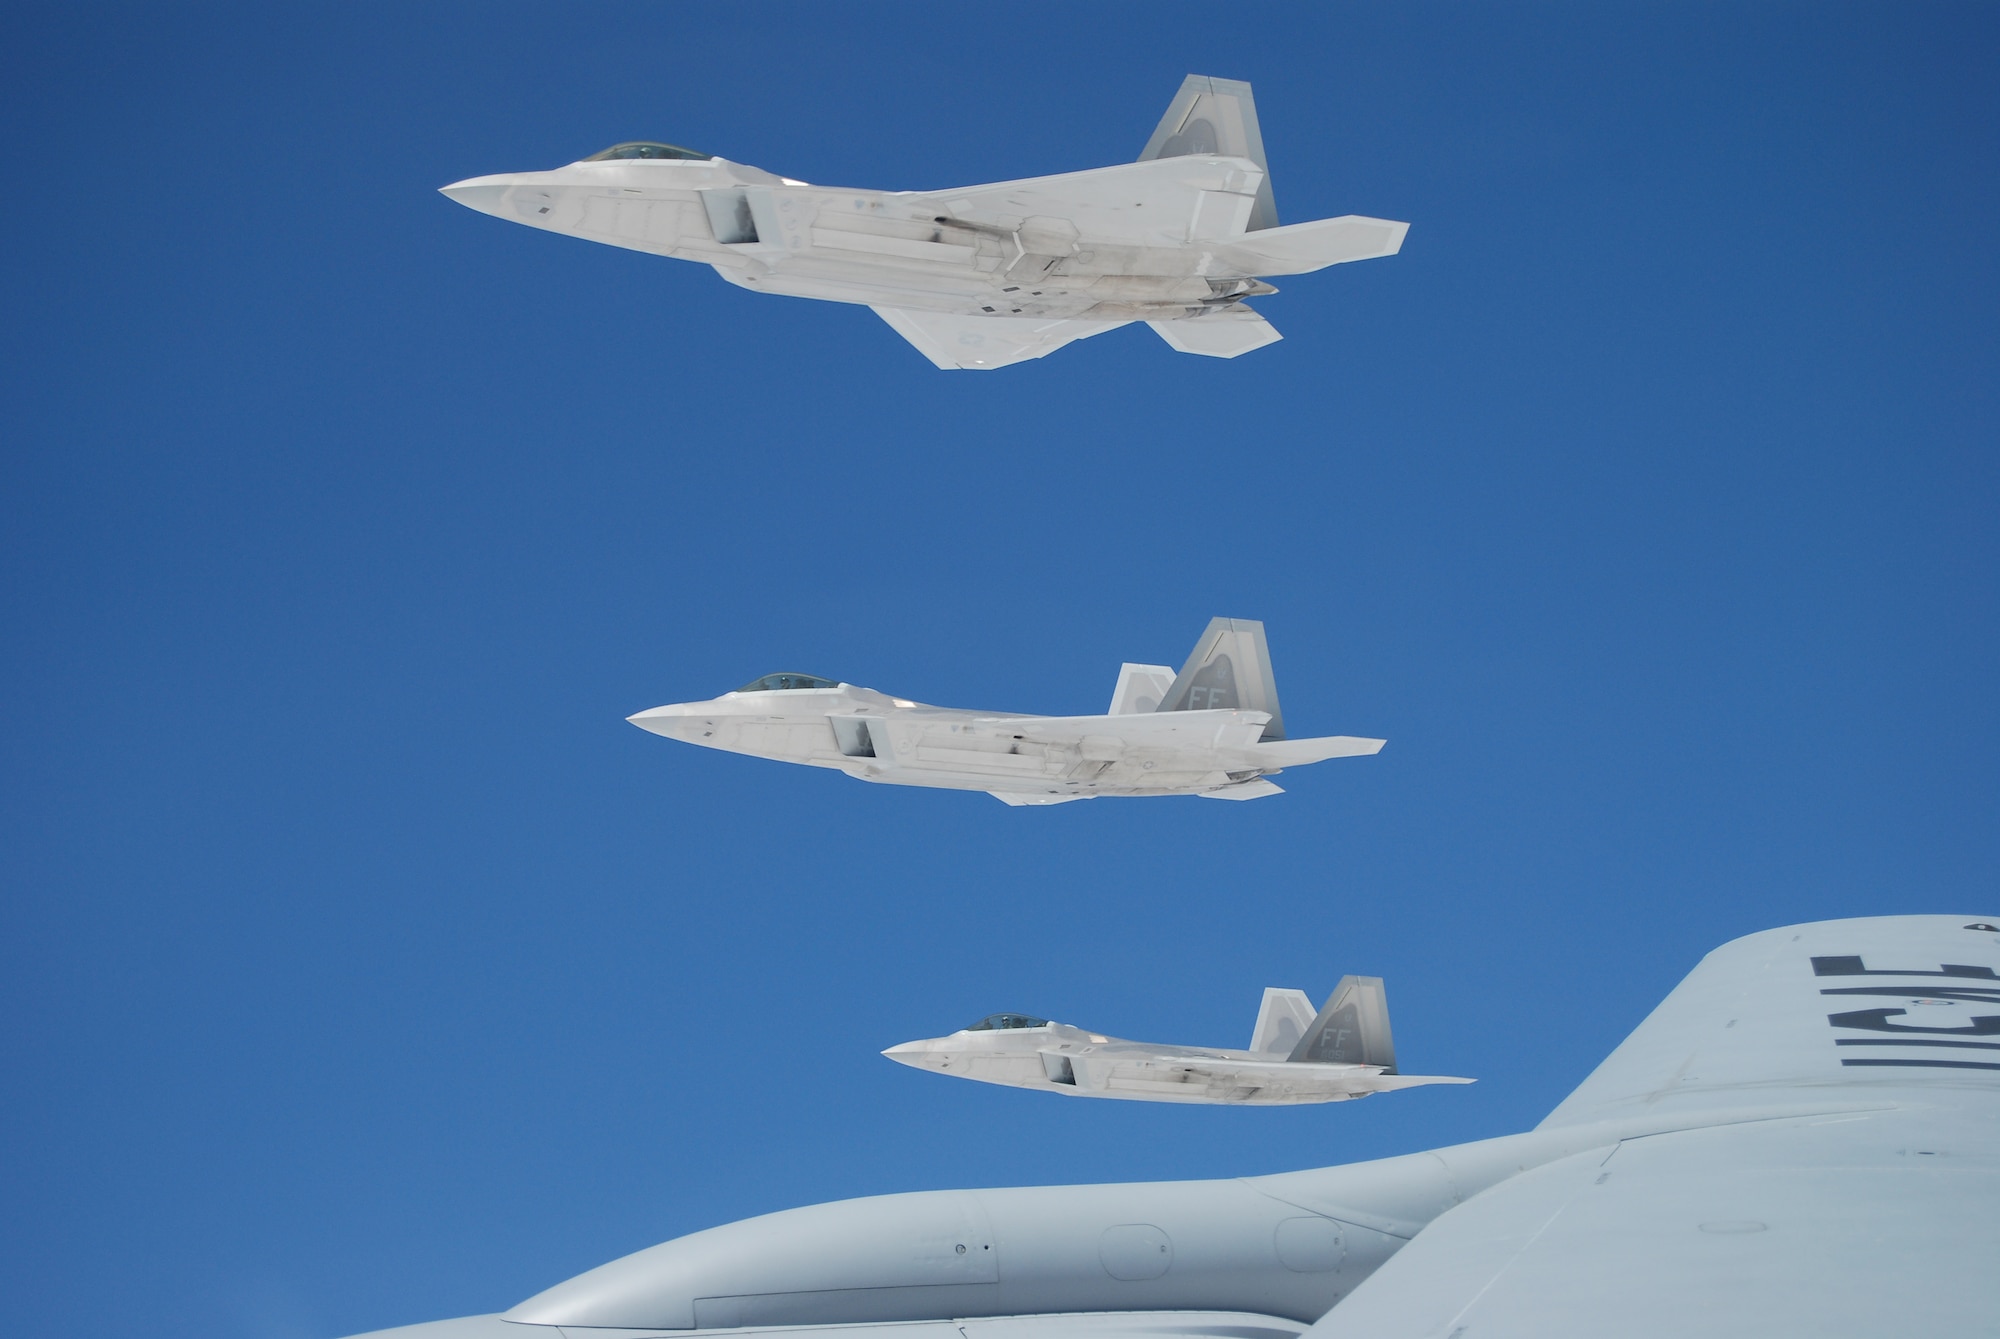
[
  {"x1": 626, "y1": 618, "x2": 1383, "y2": 804},
  {"x1": 884, "y1": 977, "x2": 1473, "y2": 1105},
  {"x1": 345, "y1": 915, "x2": 1999, "y2": 1339},
  {"x1": 440, "y1": 75, "x2": 1407, "y2": 369}
]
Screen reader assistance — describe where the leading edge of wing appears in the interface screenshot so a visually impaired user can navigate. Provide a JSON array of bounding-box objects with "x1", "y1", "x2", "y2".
[
  {"x1": 872, "y1": 307, "x2": 1129, "y2": 370},
  {"x1": 1538, "y1": 914, "x2": 2000, "y2": 1130}
]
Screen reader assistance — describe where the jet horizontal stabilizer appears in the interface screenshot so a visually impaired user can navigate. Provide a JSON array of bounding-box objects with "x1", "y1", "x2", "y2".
[
  {"x1": 1199, "y1": 778, "x2": 1284, "y2": 801},
  {"x1": 1215, "y1": 215, "x2": 1409, "y2": 276},
  {"x1": 1252, "y1": 735, "x2": 1388, "y2": 766},
  {"x1": 1150, "y1": 307, "x2": 1283, "y2": 359},
  {"x1": 873, "y1": 307, "x2": 1128, "y2": 370}
]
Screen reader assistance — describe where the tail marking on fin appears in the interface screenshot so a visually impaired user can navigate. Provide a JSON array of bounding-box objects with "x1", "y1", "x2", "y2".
[
  {"x1": 1290, "y1": 975, "x2": 1397, "y2": 1072},
  {"x1": 1157, "y1": 617, "x2": 1286, "y2": 740}
]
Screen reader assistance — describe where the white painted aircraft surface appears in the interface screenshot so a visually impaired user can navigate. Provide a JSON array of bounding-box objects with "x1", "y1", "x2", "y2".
[
  {"x1": 884, "y1": 976, "x2": 1472, "y2": 1105},
  {"x1": 440, "y1": 75, "x2": 1407, "y2": 369},
  {"x1": 626, "y1": 618, "x2": 1384, "y2": 804},
  {"x1": 343, "y1": 915, "x2": 1998, "y2": 1339}
]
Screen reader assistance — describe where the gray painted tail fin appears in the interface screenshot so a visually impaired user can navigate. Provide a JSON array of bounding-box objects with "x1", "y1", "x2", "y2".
[
  {"x1": 1108, "y1": 663, "x2": 1176, "y2": 716},
  {"x1": 1289, "y1": 975, "x2": 1397, "y2": 1072},
  {"x1": 1249, "y1": 988, "x2": 1318, "y2": 1055},
  {"x1": 1138, "y1": 75, "x2": 1278, "y2": 231},
  {"x1": 1155, "y1": 617, "x2": 1286, "y2": 740}
]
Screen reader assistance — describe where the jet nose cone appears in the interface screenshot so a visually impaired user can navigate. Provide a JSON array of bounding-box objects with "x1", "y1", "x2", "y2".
[
  {"x1": 629, "y1": 703, "x2": 682, "y2": 725},
  {"x1": 627, "y1": 702, "x2": 716, "y2": 742},
  {"x1": 438, "y1": 177, "x2": 515, "y2": 218},
  {"x1": 883, "y1": 1039, "x2": 948, "y2": 1070}
]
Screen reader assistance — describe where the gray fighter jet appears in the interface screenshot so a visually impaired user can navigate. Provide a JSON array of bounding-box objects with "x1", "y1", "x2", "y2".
[
  {"x1": 627, "y1": 618, "x2": 1383, "y2": 804},
  {"x1": 341, "y1": 915, "x2": 1998, "y2": 1339},
  {"x1": 441, "y1": 76, "x2": 1406, "y2": 368},
  {"x1": 884, "y1": 977, "x2": 1472, "y2": 1105}
]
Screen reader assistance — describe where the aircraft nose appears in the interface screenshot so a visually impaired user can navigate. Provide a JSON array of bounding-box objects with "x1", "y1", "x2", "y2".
[
  {"x1": 882, "y1": 1040, "x2": 948, "y2": 1070},
  {"x1": 438, "y1": 177, "x2": 515, "y2": 217},
  {"x1": 627, "y1": 703, "x2": 717, "y2": 741}
]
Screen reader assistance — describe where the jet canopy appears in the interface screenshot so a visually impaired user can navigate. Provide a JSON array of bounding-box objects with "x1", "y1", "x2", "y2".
[
  {"x1": 735, "y1": 672, "x2": 839, "y2": 693},
  {"x1": 966, "y1": 1013, "x2": 1050, "y2": 1032},
  {"x1": 584, "y1": 141, "x2": 708, "y2": 161}
]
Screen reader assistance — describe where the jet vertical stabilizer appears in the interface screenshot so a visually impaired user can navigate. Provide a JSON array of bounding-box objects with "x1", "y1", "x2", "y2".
[
  {"x1": 1250, "y1": 987, "x2": 1318, "y2": 1055},
  {"x1": 1108, "y1": 663, "x2": 1176, "y2": 715},
  {"x1": 1138, "y1": 76, "x2": 1291, "y2": 360},
  {"x1": 1290, "y1": 975, "x2": 1396, "y2": 1071},
  {"x1": 1157, "y1": 617, "x2": 1287, "y2": 740},
  {"x1": 1139, "y1": 74, "x2": 1278, "y2": 231}
]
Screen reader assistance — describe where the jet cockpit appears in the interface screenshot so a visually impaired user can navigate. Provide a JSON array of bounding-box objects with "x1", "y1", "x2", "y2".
[
  {"x1": 583, "y1": 141, "x2": 709, "y2": 161},
  {"x1": 735, "y1": 673, "x2": 840, "y2": 693},
  {"x1": 965, "y1": 1013, "x2": 1051, "y2": 1031}
]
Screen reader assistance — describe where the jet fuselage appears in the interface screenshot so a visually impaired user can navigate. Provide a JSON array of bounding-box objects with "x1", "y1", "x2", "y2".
[
  {"x1": 626, "y1": 681, "x2": 1355, "y2": 803},
  {"x1": 882, "y1": 1022, "x2": 1458, "y2": 1106},
  {"x1": 441, "y1": 75, "x2": 1408, "y2": 367},
  {"x1": 442, "y1": 153, "x2": 1400, "y2": 325}
]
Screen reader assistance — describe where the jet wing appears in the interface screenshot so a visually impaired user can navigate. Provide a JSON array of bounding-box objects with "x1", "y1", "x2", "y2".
[
  {"x1": 872, "y1": 307, "x2": 1128, "y2": 370},
  {"x1": 1308, "y1": 915, "x2": 2000, "y2": 1339}
]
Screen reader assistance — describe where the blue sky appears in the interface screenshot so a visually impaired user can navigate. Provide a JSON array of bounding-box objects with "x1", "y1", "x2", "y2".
[{"x1": 2, "y1": 5, "x2": 1995, "y2": 1338}]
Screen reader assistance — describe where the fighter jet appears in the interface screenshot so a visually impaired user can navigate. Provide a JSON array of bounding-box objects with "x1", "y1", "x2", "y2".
[
  {"x1": 340, "y1": 915, "x2": 2000, "y2": 1339},
  {"x1": 440, "y1": 75, "x2": 1407, "y2": 369},
  {"x1": 626, "y1": 618, "x2": 1383, "y2": 804},
  {"x1": 883, "y1": 977, "x2": 1473, "y2": 1105}
]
